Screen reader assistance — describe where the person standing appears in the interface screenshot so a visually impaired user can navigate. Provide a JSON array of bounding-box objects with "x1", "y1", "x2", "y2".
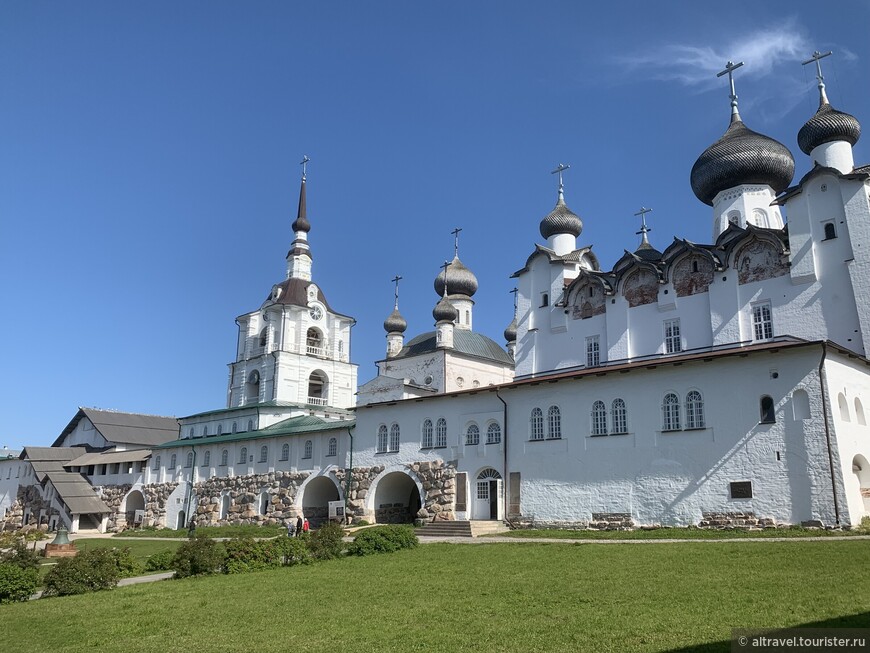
[
  {"x1": 287, "y1": 518, "x2": 296, "y2": 538},
  {"x1": 296, "y1": 514, "x2": 304, "y2": 537},
  {"x1": 302, "y1": 517, "x2": 310, "y2": 534}
]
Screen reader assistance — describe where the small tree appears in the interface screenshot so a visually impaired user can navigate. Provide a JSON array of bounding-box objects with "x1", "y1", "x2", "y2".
[
  {"x1": 1, "y1": 542, "x2": 41, "y2": 571},
  {"x1": 43, "y1": 549, "x2": 121, "y2": 596},
  {"x1": 172, "y1": 535, "x2": 226, "y2": 579},
  {"x1": 306, "y1": 522, "x2": 346, "y2": 561},
  {"x1": 0, "y1": 563, "x2": 39, "y2": 604}
]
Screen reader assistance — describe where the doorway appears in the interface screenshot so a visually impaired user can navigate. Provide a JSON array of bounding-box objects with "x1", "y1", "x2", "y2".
[{"x1": 474, "y1": 469, "x2": 503, "y2": 520}]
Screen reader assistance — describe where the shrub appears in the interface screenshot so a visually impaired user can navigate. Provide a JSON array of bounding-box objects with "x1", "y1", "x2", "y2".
[
  {"x1": 306, "y1": 522, "x2": 346, "y2": 561},
  {"x1": 110, "y1": 547, "x2": 143, "y2": 577},
  {"x1": 1, "y1": 542, "x2": 42, "y2": 571},
  {"x1": 346, "y1": 525, "x2": 418, "y2": 556},
  {"x1": 172, "y1": 535, "x2": 226, "y2": 579},
  {"x1": 856, "y1": 516, "x2": 870, "y2": 535},
  {"x1": 223, "y1": 537, "x2": 281, "y2": 574},
  {"x1": 43, "y1": 549, "x2": 121, "y2": 596},
  {"x1": 144, "y1": 549, "x2": 176, "y2": 572},
  {"x1": 274, "y1": 536, "x2": 311, "y2": 567},
  {"x1": 0, "y1": 562, "x2": 39, "y2": 604}
]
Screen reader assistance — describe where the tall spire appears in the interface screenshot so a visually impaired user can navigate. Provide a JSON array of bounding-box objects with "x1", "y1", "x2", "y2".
[
  {"x1": 717, "y1": 61, "x2": 744, "y2": 123},
  {"x1": 634, "y1": 206, "x2": 653, "y2": 249},
  {"x1": 287, "y1": 155, "x2": 313, "y2": 281},
  {"x1": 551, "y1": 163, "x2": 570, "y2": 205},
  {"x1": 803, "y1": 50, "x2": 832, "y2": 107},
  {"x1": 292, "y1": 155, "x2": 311, "y2": 234}
]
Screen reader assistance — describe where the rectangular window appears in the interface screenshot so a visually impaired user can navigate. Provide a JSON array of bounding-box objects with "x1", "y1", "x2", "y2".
[
  {"x1": 476, "y1": 481, "x2": 489, "y2": 500},
  {"x1": 664, "y1": 319, "x2": 681, "y2": 354},
  {"x1": 752, "y1": 302, "x2": 773, "y2": 341},
  {"x1": 586, "y1": 335, "x2": 600, "y2": 368}
]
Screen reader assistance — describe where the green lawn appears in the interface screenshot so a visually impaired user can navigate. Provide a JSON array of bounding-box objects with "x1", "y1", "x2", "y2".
[
  {"x1": 113, "y1": 524, "x2": 285, "y2": 539},
  {"x1": 5, "y1": 541, "x2": 869, "y2": 653},
  {"x1": 74, "y1": 538, "x2": 183, "y2": 561}
]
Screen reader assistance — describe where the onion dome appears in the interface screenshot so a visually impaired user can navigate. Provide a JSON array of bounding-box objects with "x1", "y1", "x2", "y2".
[
  {"x1": 434, "y1": 256, "x2": 478, "y2": 298},
  {"x1": 634, "y1": 241, "x2": 662, "y2": 262},
  {"x1": 798, "y1": 103, "x2": 861, "y2": 155},
  {"x1": 291, "y1": 178, "x2": 310, "y2": 233},
  {"x1": 503, "y1": 317, "x2": 517, "y2": 343},
  {"x1": 540, "y1": 191, "x2": 582, "y2": 239},
  {"x1": 433, "y1": 295, "x2": 459, "y2": 323},
  {"x1": 690, "y1": 116, "x2": 795, "y2": 206},
  {"x1": 383, "y1": 307, "x2": 407, "y2": 334}
]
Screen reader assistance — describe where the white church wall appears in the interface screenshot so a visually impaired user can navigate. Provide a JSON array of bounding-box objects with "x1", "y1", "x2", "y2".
[{"x1": 0, "y1": 458, "x2": 24, "y2": 524}]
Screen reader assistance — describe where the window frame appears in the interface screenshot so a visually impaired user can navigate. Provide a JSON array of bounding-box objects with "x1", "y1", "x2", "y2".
[
  {"x1": 751, "y1": 302, "x2": 773, "y2": 341},
  {"x1": 662, "y1": 393, "x2": 681, "y2": 431},
  {"x1": 377, "y1": 425, "x2": 388, "y2": 454},
  {"x1": 591, "y1": 400, "x2": 607, "y2": 436},
  {"x1": 611, "y1": 398, "x2": 627, "y2": 435},
  {"x1": 664, "y1": 318, "x2": 682, "y2": 354},
  {"x1": 389, "y1": 424, "x2": 400, "y2": 452},
  {"x1": 435, "y1": 418, "x2": 447, "y2": 448},
  {"x1": 685, "y1": 390, "x2": 705, "y2": 429},
  {"x1": 422, "y1": 419, "x2": 434, "y2": 449},
  {"x1": 547, "y1": 406, "x2": 561, "y2": 439},
  {"x1": 486, "y1": 422, "x2": 501, "y2": 445},
  {"x1": 465, "y1": 424, "x2": 480, "y2": 446},
  {"x1": 530, "y1": 408, "x2": 544, "y2": 441},
  {"x1": 586, "y1": 335, "x2": 600, "y2": 368}
]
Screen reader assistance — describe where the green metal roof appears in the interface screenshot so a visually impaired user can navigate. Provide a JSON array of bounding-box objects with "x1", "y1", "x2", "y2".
[
  {"x1": 155, "y1": 415, "x2": 355, "y2": 449},
  {"x1": 391, "y1": 330, "x2": 513, "y2": 365}
]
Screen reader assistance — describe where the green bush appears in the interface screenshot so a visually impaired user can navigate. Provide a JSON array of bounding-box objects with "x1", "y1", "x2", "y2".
[
  {"x1": 144, "y1": 549, "x2": 176, "y2": 572},
  {"x1": 306, "y1": 521, "x2": 346, "y2": 561},
  {"x1": 172, "y1": 535, "x2": 226, "y2": 579},
  {"x1": 43, "y1": 549, "x2": 121, "y2": 596},
  {"x1": 346, "y1": 525, "x2": 418, "y2": 556},
  {"x1": 111, "y1": 547, "x2": 143, "y2": 577},
  {"x1": 1, "y1": 542, "x2": 42, "y2": 571},
  {"x1": 0, "y1": 562, "x2": 40, "y2": 604},
  {"x1": 223, "y1": 537, "x2": 281, "y2": 574},
  {"x1": 273, "y1": 535, "x2": 311, "y2": 566}
]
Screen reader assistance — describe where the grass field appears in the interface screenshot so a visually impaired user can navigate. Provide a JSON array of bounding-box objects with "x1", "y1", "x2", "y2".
[
  {"x1": 113, "y1": 524, "x2": 286, "y2": 539},
  {"x1": 4, "y1": 540, "x2": 869, "y2": 652},
  {"x1": 489, "y1": 526, "x2": 870, "y2": 539}
]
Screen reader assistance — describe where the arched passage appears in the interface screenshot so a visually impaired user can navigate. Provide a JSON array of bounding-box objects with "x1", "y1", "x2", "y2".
[
  {"x1": 372, "y1": 471, "x2": 422, "y2": 524},
  {"x1": 301, "y1": 475, "x2": 340, "y2": 527},
  {"x1": 122, "y1": 490, "x2": 146, "y2": 527},
  {"x1": 853, "y1": 455, "x2": 870, "y2": 516},
  {"x1": 307, "y1": 370, "x2": 328, "y2": 405}
]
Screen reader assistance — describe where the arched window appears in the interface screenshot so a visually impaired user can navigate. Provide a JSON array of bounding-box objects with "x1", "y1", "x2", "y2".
[
  {"x1": 328, "y1": 437, "x2": 337, "y2": 457},
  {"x1": 238, "y1": 447, "x2": 247, "y2": 464},
  {"x1": 152, "y1": 455, "x2": 161, "y2": 471},
  {"x1": 306, "y1": 328, "x2": 323, "y2": 351},
  {"x1": 217, "y1": 424, "x2": 223, "y2": 436},
  {"x1": 389, "y1": 424, "x2": 400, "y2": 452},
  {"x1": 188, "y1": 427, "x2": 194, "y2": 438},
  {"x1": 280, "y1": 443, "x2": 289, "y2": 461},
  {"x1": 170, "y1": 454, "x2": 177, "y2": 469},
  {"x1": 220, "y1": 450, "x2": 228, "y2": 466},
  {"x1": 377, "y1": 425, "x2": 388, "y2": 453},
  {"x1": 592, "y1": 401, "x2": 607, "y2": 436},
  {"x1": 824, "y1": 222, "x2": 836, "y2": 240},
  {"x1": 547, "y1": 406, "x2": 561, "y2": 439},
  {"x1": 760, "y1": 396, "x2": 776, "y2": 424},
  {"x1": 232, "y1": 422, "x2": 238, "y2": 434},
  {"x1": 792, "y1": 389, "x2": 811, "y2": 420},
  {"x1": 259, "y1": 445, "x2": 268, "y2": 463},
  {"x1": 185, "y1": 452, "x2": 194, "y2": 468},
  {"x1": 530, "y1": 408, "x2": 544, "y2": 440},
  {"x1": 662, "y1": 393, "x2": 680, "y2": 431},
  {"x1": 303, "y1": 440, "x2": 313, "y2": 459},
  {"x1": 466, "y1": 424, "x2": 480, "y2": 446},
  {"x1": 685, "y1": 391, "x2": 705, "y2": 429},
  {"x1": 486, "y1": 422, "x2": 501, "y2": 445},
  {"x1": 435, "y1": 418, "x2": 447, "y2": 448},
  {"x1": 611, "y1": 399, "x2": 627, "y2": 434},
  {"x1": 422, "y1": 419, "x2": 433, "y2": 448},
  {"x1": 856, "y1": 398, "x2": 866, "y2": 426},
  {"x1": 247, "y1": 420, "x2": 254, "y2": 432},
  {"x1": 259, "y1": 327, "x2": 268, "y2": 348},
  {"x1": 838, "y1": 393, "x2": 850, "y2": 422},
  {"x1": 203, "y1": 450, "x2": 211, "y2": 467},
  {"x1": 307, "y1": 370, "x2": 327, "y2": 404}
]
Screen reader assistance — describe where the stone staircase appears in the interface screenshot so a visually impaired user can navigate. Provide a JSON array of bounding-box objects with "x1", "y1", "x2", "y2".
[{"x1": 417, "y1": 520, "x2": 510, "y2": 538}]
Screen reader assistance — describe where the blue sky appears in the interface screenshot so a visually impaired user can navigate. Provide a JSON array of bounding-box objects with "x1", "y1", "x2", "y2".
[{"x1": 2, "y1": 2, "x2": 869, "y2": 448}]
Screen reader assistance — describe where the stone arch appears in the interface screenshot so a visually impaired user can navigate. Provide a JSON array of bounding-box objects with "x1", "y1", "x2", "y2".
[
  {"x1": 622, "y1": 268, "x2": 659, "y2": 307},
  {"x1": 298, "y1": 469, "x2": 343, "y2": 527},
  {"x1": 368, "y1": 466, "x2": 425, "y2": 524},
  {"x1": 121, "y1": 489, "x2": 146, "y2": 528}
]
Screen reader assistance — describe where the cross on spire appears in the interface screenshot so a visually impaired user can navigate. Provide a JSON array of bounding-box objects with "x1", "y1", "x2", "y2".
[
  {"x1": 551, "y1": 163, "x2": 570, "y2": 200},
  {"x1": 451, "y1": 227, "x2": 462, "y2": 258},
  {"x1": 634, "y1": 206, "x2": 652, "y2": 247},
  {"x1": 802, "y1": 50, "x2": 833, "y2": 105},
  {"x1": 440, "y1": 260, "x2": 450, "y2": 297},
  {"x1": 510, "y1": 287, "x2": 519, "y2": 314},
  {"x1": 391, "y1": 275, "x2": 402, "y2": 309},
  {"x1": 300, "y1": 155, "x2": 310, "y2": 180},
  {"x1": 717, "y1": 61, "x2": 744, "y2": 120}
]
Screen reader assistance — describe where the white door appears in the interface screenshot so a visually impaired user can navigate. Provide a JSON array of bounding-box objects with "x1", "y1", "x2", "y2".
[{"x1": 474, "y1": 479, "x2": 491, "y2": 520}]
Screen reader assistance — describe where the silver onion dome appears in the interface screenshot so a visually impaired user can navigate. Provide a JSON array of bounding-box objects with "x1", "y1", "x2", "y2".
[
  {"x1": 434, "y1": 256, "x2": 478, "y2": 298},
  {"x1": 798, "y1": 103, "x2": 861, "y2": 155},
  {"x1": 503, "y1": 317, "x2": 517, "y2": 343},
  {"x1": 383, "y1": 307, "x2": 407, "y2": 334},
  {"x1": 540, "y1": 194, "x2": 582, "y2": 239},
  {"x1": 433, "y1": 295, "x2": 459, "y2": 323},
  {"x1": 690, "y1": 118, "x2": 795, "y2": 206}
]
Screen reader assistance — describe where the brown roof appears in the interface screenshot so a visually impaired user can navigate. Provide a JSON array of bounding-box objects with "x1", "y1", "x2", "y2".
[{"x1": 53, "y1": 408, "x2": 178, "y2": 448}]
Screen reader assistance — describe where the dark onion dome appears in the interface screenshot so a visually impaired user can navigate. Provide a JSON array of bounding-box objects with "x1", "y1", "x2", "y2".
[
  {"x1": 798, "y1": 103, "x2": 861, "y2": 155},
  {"x1": 634, "y1": 241, "x2": 662, "y2": 262},
  {"x1": 539, "y1": 193, "x2": 582, "y2": 239},
  {"x1": 690, "y1": 117, "x2": 795, "y2": 206},
  {"x1": 503, "y1": 317, "x2": 517, "y2": 343},
  {"x1": 291, "y1": 179, "x2": 310, "y2": 233},
  {"x1": 433, "y1": 295, "x2": 459, "y2": 323},
  {"x1": 383, "y1": 307, "x2": 407, "y2": 334},
  {"x1": 434, "y1": 256, "x2": 478, "y2": 298}
]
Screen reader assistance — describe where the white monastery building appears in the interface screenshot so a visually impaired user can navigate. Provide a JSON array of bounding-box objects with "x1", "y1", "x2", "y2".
[{"x1": 3, "y1": 54, "x2": 869, "y2": 533}]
